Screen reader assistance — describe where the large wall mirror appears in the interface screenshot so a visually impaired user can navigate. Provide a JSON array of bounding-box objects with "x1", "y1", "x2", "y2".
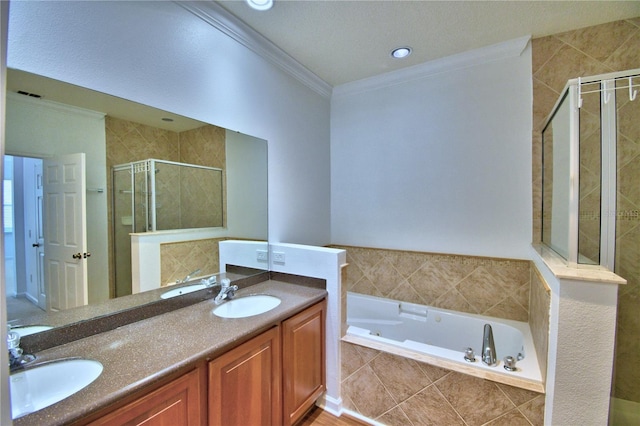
[{"x1": 4, "y1": 69, "x2": 268, "y2": 333}]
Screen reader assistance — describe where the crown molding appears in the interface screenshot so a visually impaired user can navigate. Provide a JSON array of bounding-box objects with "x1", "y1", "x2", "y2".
[
  {"x1": 333, "y1": 35, "x2": 531, "y2": 98},
  {"x1": 177, "y1": 1, "x2": 332, "y2": 99}
]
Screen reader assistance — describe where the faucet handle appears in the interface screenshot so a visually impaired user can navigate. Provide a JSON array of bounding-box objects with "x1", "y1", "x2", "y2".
[
  {"x1": 7, "y1": 331, "x2": 20, "y2": 350},
  {"x1": 202, "y1": 275, "x2": 217, "y2": 287},
  {"x1": 221, "y1": 278, "x2": 231, "y2": 289},
  {"x1": 464, "y1": 347, "x2": 476, "y2": 362},
  {"x1": 503, "y1": 356, "x2": 517, "y2": 372}
]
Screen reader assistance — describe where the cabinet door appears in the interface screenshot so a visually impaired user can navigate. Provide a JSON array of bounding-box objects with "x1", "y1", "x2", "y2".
[
  {"x1": 208, "y1": 326, "x2": 282, "y2": 426},
  {"x1": 90, "y1": 368, "x2": 204, "y2": 426},
  {"x1": 282, "y1": 300, "x2": 326, "y2": 426}
]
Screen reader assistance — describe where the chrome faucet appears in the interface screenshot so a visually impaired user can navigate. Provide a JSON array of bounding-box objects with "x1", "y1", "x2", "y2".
[
  {"x1": 481, "y1": 324, "x2": 497, "y2": 366},
  {"x1": 214, "y1": 278, "x2": 239, "y2": 305},
  {"x1": 7, "y1": 328, "x2": 36, "y2": 371},
  {"x1": 176, "y1": 268, "x2": 201, "y2": 284},
  {"x1": 200, "y1": 275, "x2": 217, "y2": 288}
]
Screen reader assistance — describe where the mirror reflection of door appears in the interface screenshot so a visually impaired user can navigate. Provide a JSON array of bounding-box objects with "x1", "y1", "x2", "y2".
[
  {"x1": 23, "y1": 157, "x2": 45, "y2": 310},
  {"x1": 43, "y1": 153, "x2": 88, "y2": 311},
  {"x1": 4, "y1": 153, "x2": 89, "y2": 317},
  {"x1": 4, "y1": 155, "x2": 46, "y2": 318}
]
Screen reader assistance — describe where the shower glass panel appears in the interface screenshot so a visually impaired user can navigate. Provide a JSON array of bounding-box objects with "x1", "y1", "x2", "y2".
[
  {"x1": 154, "y1": 161, "x2": 224, "y2": 230},
  {"x1": 132, "y1": 162, "x2": 148, "y2": 233},
  {"x1": 542, "y1": 92, "x2": 571, "y2": 259},
  {"x1": 112, "y1": 167, "x2": 133, "y2": 297},
  {"x1": 577, "y1": 83, "x2": 602, "y2": 265},
  {"x1": 115, "y1": 159, "x2": 223, "y2": 233},
  {"x1": 111, "y1": 159, "x2": 224, "y2": 296},
  {"x1": 612, "y1": 75, "x2": 640, "y2": 408}
]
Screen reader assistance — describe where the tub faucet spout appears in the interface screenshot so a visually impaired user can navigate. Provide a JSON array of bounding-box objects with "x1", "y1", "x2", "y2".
[{"x1": 482, "y1": 324, "x2": 497, "y2": 366}]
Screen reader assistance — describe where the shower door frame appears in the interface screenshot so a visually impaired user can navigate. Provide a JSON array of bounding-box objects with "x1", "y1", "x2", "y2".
[{"x1": 542, "y1": 68, "x2": 640, "y2": 271}]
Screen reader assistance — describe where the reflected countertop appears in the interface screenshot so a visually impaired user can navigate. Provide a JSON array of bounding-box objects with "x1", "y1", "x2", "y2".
[{"x1": 13, "y1": 280, "x2": 327, "y2": 425}]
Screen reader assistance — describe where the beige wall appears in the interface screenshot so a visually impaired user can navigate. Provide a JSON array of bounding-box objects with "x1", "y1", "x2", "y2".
[{"x1": 531, "y1": 17, "x2": 640, "y2": 403}]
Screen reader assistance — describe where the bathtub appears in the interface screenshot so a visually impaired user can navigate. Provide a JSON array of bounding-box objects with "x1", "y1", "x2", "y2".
[{"x1": 345, "y1": 292, "x2": 544, "y2": 392}]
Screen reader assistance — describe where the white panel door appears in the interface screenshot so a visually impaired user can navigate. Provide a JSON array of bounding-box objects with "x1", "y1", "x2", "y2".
[{"x1": 43, "y1": 153, "x2": 88, "y2": 311}]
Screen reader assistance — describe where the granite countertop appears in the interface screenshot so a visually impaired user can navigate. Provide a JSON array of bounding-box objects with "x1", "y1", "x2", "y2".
[{"x1": 13, "y1": 280, "x2": 327, "y2": 426}]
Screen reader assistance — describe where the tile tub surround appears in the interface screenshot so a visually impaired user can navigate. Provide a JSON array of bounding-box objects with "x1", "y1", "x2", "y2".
[
  {"x1": 341, "y1": 341, "x2": 545, "y2": 426},
  {"x1": 528, "y1": 268, "x2": 551, "y2": 380},
  {"x1": 12, "y1": 280, "x2": 327, "y2": 425},
  {"x1": 332, "y1": 245, "x2": 532, "y2": 322}
]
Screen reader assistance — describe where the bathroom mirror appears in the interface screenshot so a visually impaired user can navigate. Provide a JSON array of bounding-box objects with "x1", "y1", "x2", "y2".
[{"x1": 4, "y1": 69, "x2": 268, "y2": 330}]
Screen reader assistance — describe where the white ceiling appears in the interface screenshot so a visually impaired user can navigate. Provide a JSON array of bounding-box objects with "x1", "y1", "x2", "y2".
[{"x1": 217, "y1": 0, "x2": 640, "y2": 87}]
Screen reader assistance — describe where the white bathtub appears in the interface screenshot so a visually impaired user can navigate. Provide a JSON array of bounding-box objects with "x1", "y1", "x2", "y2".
[{"x1": 345, "y1": 292, "x2": 544, "y2": 392}]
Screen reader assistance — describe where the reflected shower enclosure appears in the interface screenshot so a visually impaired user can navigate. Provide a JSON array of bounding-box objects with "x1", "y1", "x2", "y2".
[{"x1": 111, "y1": 159, "x2": 223, "y2": 296}]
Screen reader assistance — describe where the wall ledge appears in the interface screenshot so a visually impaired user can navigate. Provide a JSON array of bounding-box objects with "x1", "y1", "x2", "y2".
[{"x1": 531, "y1": 244, "x2": 626, "y2": 286}]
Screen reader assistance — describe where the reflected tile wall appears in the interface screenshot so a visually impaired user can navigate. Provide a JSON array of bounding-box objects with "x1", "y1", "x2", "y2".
[
  {"x1": 105, "y1": 117, "x2": 227, "y2": 294},
  {"x1": 333, "y1": 245, "x2": 531, "y2": 322},
  {"x1": 341, "y1": 341, "x2": 545, "y2": 426},
  {"x1": 160, "y1": 237, "x2": 226, "y2": 285}
]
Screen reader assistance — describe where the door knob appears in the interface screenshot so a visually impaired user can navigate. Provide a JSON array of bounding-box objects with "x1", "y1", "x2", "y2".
[
  {"x1": 32, "y1": 243, "x2": 41, "y2": 248},
  {"x1": 84, "y1": 252, "x2": 91, "y2": 258},
  {"x1": 72, "y1": 253, "x2": 82, "y2": 259}
]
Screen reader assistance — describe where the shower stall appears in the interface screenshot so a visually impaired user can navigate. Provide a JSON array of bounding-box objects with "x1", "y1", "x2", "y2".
[
  {"x1": 111, "y1": 159, "x2": 223, "y2": 296},
  {"x1": 541, "y1": 68, "x2": 639, "y2": 423}
]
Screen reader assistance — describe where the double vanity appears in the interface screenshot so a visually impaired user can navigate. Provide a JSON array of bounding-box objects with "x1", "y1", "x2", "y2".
[{"x1": 10, "y1": 276, "x2": 327, "y2": 425}]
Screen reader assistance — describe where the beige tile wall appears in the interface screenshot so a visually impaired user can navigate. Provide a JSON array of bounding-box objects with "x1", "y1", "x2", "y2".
[
  {"x1": 528, "y1": 269, "x2": 551, "y2": 381},
  {"x1": 333, "y1": 245, "x2": 531, "y2": 322},
  {"x1": 341, "y1": 341, "x2": 545, "y2": 426},
  {"x1": 532, "y1": 17, "x2": 640, "y2": 403},
  {"x1": 613, "y1": 70, "x2": 640, "y2": 402},
  {"x1": 531, "y1": 17, "x2": 640, "y2": 242},
  {"x1": 160, "y1": 237, "x2": 226, "y2": 286}
]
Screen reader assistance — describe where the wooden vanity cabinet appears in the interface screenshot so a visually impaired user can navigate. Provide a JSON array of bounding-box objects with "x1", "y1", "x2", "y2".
[
  {"x1": 88, "y1": 367, "x2": 205, "y2": 426},
  {"x1": 208, "y1": 326, "x2": 282, "y2": 426},
  {"x1": 208, "y1": 299, "x2": 326, "y2": 426},
  {"x1": 90, "y1": 299, "x2": 325, "y2": 426},
  {"x1": 282, "y1": 299, "x2": 326, "y2": 426}
]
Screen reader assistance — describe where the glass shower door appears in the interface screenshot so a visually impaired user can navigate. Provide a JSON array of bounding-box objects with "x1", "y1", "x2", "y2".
[{"x1": 112, "y1": 166, "x2": 133, "y2": 297}]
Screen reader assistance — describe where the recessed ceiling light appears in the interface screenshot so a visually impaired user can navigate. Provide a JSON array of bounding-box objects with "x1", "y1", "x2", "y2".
[
  {"x1": 246, "y1": 0, "x2": 273, "y2": 11},
  {"x1": 391, "y1": 47, "x2": 412, "y2": 59}
]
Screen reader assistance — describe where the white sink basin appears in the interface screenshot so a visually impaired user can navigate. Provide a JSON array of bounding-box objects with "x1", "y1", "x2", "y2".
[
  {"x1": 160, "y1": 283, "x2": 207, "y2": 299},
  {"x1": 213, "y1": 295, "x2": 281, "y2": 318},
  {"x1": 10, "y1": 358, "x2": 103, "y2": 419},
  {"x1": 11, "y1": 325, "x2": 54, "y2": 337}
]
